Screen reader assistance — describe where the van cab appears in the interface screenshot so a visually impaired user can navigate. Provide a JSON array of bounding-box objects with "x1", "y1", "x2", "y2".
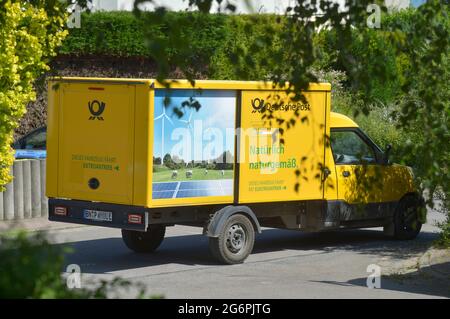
[{"x1": 327, "y1": 112, "x2": 423, "y2": 241}]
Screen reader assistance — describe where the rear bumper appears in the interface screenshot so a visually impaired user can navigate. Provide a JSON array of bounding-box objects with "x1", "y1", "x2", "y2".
[{"x1": 48, "y1": 198, "x2": 148, "y2": 231}]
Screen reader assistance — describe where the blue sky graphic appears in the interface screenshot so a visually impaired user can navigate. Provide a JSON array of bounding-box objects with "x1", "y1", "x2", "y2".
[{"x1": 153, "y1": 89, "x2": 236, "y2": 162}]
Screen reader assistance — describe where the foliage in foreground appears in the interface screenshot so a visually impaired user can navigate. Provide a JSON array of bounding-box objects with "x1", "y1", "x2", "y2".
[
  {"x1": 0, "y1": 231, "x2": 154, "y2": 298},
  {"x1": 132, "y1": 0, "x2": 449, "y2": 239},
  {"x1": 0, "y1": 0, "x2": 68, "y2": 188},
  {"x1": 434, "y1": 191, "x2": 450, "y2": 248}
]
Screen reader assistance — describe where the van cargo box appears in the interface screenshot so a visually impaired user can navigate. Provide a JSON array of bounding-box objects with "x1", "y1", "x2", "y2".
[{"x1": 47, "y1": 78, "x2": 331, "y2": 208}]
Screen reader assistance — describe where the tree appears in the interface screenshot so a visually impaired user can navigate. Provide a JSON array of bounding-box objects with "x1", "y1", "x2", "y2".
[
  {"x1": 133, "y1": 0, "x2": 449, "y2": 243},
  {"x1": 163, "y1": 153, "x2": 172, "y2": 166},
  {"x1": 153, "y1": 156, "x2": 162, "y2": 165},
  {"x1": 0, "y1": 0, "x2": 68, "y2": 188}
]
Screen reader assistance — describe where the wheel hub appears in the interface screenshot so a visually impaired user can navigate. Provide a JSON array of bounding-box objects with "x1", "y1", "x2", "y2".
[
  {"x1": 226, "y1": 224, "x2": 246, "y2": 253},
  {"x1": 402, "y1": 206, "x2": 417, "y2": 231}
]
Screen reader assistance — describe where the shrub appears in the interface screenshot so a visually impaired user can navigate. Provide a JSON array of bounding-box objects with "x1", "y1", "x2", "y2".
[
  {"x1": 0, "y1": 0, "x2": 68, "y2": 188},
  {"x1": 0, "y1": 231, "x2": 149, "y2": 298},
  {"x1": 61, "y1": 11, "x2": 228, "y2": 76},
  {"x1": 58, "y1": 11, "x2": 282, "y2": 80}
]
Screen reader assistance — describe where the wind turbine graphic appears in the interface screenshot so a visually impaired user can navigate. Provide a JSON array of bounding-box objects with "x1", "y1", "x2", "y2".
[
  {"x1": 154, "y1": 106, "x2": 173, "y2": 159},
  {"x1": 179, "y1": 109, "x2": 194, "y2": 130},
  {"x1": 179, "y1": 109, "x2": 195, "y2": 165}
]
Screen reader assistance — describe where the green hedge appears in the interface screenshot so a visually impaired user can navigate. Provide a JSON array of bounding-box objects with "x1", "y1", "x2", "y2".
[
  {"x1": 59, "y1": 11, "x2": 281, "y2": 79},
  {"x1": 60, "y1": 12, "x2": 148, "y2": 56}
]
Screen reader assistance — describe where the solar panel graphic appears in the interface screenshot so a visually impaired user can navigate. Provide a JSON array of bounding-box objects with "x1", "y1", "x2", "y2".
[
  {"x1": 152, "y1": 182, "x2": 178, "y2": 199},
  {"x1": 152, "y1": 89, "x2": 236, "y2": 200},
  {"x1": 152, "y1": 179, "x2": 233, "y2": 199}
]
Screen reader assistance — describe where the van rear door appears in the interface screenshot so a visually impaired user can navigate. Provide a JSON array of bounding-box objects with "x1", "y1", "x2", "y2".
[{"x1": 57, "y1": 82, "x2": 136, "y2": 205}]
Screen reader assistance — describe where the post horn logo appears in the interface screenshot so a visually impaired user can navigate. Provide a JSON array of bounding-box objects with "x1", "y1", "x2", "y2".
[
  {"x1": 88, "y1": 100, "x2": 106, "y2": 120},
  {"x1": 251, "y1": 98, "x2": 266, "y2": 113}
]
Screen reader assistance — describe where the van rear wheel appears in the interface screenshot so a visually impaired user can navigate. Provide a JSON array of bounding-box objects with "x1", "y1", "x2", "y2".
[
  {"x1": 209, "y1": 213, "x2": 255, "y2": 264},
  {"x1": 121, "y1": 225, "x2": 165, "y2": 253}
]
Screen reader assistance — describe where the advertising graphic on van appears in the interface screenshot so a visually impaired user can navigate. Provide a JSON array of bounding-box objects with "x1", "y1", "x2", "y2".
[
  {"x1": 152, "y1": 89, "x2": 236, "y2": 199},
  {"x1": 238, "y1": 90, "x2": 326, "y2": 203}
]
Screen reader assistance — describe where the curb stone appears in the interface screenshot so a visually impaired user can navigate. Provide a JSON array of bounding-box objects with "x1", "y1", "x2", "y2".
[{"x1": 0, "y1": 217, "x2": 88, "y2": 233}]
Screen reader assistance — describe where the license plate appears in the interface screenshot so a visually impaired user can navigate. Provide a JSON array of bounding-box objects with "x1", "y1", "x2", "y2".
[{"x1": 83, "y1": 209, "x2": 112, "y2": 222}]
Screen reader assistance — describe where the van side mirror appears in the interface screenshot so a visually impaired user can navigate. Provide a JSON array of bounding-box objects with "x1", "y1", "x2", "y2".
[{"x1": 383, "y1": 144, "x2": 392, "y2": 165}]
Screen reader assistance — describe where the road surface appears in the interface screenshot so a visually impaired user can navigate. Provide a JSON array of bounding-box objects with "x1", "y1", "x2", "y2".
[{"x1": 41, "y1": 208, "x2": 448, "y2": 299}]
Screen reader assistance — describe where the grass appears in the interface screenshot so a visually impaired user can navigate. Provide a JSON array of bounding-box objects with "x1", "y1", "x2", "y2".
[{"x1": 152, "y1": 166, "x2": 233, "y2": 182}]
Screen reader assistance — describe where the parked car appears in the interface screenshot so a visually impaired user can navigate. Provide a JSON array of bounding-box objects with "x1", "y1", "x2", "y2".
[{"x1": 13, "y1": 127, "x2": 47, "y2": 159}]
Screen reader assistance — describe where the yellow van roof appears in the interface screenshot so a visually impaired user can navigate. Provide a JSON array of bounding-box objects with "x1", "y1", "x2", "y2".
[
  {"x1": 330, "y1": 112, "x2": 358, "y2": 128},
  {"x1": 51, "y1": 77, "x2": 331, "y2": 91}
]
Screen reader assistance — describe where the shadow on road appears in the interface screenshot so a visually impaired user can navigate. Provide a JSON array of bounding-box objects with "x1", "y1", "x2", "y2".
[
  {"x1": 59, "y1": 227, "x2": 439, "y2": 273},
  {"x1": 311, "y1": 261, "x2": 450, "y2": 298},
  {"x1": 254, "y1": 228, "x2": 439, "y2": 260}
]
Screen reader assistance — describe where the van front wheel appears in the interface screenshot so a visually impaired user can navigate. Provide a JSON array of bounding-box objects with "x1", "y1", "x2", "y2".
[
  {"x1": 121, "y1": 226, "x2": 165, "y2": 253},
  {"x1": 393, "y1": 196, "x2": 423, "y2": 240},
  {"x1": 209, "y1": 213, "x2": 255, "y2": 264}
]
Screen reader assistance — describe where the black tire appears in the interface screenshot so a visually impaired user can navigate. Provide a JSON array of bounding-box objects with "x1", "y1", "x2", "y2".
[
  {"x1": 394, "y1": 196, "x2": 423, "y2": 240},
  {"x1": 121, "y1": 225, "x2": 166, "y2": 253},
  {"x1": 209, "y1": 214, "x2": 255, "y2": 264}
]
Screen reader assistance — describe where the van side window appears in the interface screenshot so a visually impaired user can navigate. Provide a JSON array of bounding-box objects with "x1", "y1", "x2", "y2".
[{"x1": 330, "y1": 130, "x2": 376, "y2": 165}]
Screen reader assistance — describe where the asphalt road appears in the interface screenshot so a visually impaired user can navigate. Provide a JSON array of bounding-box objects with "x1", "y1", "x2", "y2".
[{"x1": 45, "y1": 207, "x2": 449, "y2": 299}]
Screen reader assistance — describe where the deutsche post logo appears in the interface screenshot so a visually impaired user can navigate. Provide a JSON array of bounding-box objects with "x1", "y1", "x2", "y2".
[
  {"x1": 88, "y1": 100, "x2": 106, "y2": 120},
  {"x1": 251, "y1": 97, "x2": 311, "y2": 113},
  {"x1": 251, "y1": 98, "x2": 266, "y2": 113}
]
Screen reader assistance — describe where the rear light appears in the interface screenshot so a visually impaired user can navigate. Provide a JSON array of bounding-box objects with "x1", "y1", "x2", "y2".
[
  {"x1": 54, "y1": 206, "x2": 67, "y2": 216},
  {"x1": 128, "y1": 214, "x2": 142, "y2": 224}
]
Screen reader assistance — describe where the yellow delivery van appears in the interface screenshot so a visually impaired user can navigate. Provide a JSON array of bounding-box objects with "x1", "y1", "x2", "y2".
[{"x1": 47, "y1": 77, "x2": 424, "y2": 264}]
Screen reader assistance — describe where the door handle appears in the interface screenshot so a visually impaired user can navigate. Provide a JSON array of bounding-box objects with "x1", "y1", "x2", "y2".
[{"x1": 342, "y1": 171, "x2": 351, "y2": 177}]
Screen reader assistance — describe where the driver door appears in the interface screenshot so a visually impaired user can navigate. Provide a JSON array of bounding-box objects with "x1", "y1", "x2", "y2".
[{"x1": 330, "y1": 129, "x2": 385, "y2": 220}]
